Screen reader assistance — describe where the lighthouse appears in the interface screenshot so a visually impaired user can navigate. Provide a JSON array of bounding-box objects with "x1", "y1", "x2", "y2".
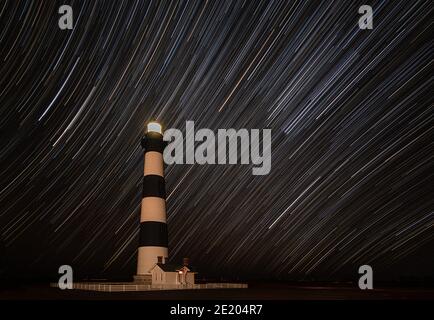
[{"x1": 134, "y1": 121, "x2": 168, "y2": 283}]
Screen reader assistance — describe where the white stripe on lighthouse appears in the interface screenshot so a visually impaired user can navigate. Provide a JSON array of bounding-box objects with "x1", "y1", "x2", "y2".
[
  {"x1": 144, "y1": 151, "x2": 164, "y2": 176},
  {"x1": 140, "y1": 197, "x2": 167, "y2": 223}
]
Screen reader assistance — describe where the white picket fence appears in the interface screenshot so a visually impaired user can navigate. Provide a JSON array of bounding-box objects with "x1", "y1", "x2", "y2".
[{"x1": 50, "y1": 282, "x2": 248, "y2": 292}]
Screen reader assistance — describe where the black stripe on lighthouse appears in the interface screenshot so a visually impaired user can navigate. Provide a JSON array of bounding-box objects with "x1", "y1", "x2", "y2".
[
  {"x1": 141, "y1": 132, "x2": 167, "y2": 153},
  {"x1": 139, "y1": 221, "x2": 168, "y2": 247},
  {"x1": 142, "y1": 175, "x2": 166, "y2": 198}
]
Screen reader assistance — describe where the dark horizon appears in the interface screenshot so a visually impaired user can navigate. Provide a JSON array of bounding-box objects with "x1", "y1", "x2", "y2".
[{"x1": 1, "y1": 231, "x2": 433, "y2": 283}]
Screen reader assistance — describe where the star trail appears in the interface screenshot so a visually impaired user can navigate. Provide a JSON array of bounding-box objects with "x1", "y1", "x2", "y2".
[{"x1": 0, "y1": 0, "x2": 432, "y2": 281}]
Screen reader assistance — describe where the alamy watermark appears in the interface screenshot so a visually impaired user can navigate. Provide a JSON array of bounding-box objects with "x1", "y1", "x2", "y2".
[
  {"x1": 161, "y1": 121, "x2": 271, "y2": 175},
  {"x1": 358, "y1": 264, "x2": 373, "y2": 290},
  {"x1": 58, "y1": 264, "x2": 73, "y2": 289},
  {"x1": 358, "y1": 5, "x2": 373, "y2": 30},
  {"x1": 58, "y1": 5, "x2": 73, "y2": 30}
]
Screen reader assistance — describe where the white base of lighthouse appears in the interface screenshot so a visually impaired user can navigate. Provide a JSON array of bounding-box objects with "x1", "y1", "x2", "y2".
[{"x1": 136, "y1": 246, "x2": 168, "y2": 275}]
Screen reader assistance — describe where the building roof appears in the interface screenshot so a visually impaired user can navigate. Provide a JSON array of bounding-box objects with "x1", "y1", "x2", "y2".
[
  {"x1": 151, "y1": 263, "x2": 197, "y2": 273},
  {"x1": 156, "y1": 263, "x2": 181, "y2": 272}
]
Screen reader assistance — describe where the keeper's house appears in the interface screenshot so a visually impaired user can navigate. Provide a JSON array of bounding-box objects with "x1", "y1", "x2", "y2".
[{"x1": 150, "y1": 260, "x2": 196, "y2": 285}]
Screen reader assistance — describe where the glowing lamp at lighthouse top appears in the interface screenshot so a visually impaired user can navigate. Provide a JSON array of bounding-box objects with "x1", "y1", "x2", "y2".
[{"x1": 147, "y1": 122, "x2": 162, "y2": 134}]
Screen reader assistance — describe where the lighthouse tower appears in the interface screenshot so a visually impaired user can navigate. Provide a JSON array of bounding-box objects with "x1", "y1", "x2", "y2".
[{"x1": 135, "y1": 122, "x2": 168, "y2": 282}]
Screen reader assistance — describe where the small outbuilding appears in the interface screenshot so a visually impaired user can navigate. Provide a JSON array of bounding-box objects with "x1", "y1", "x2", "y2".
[{"x1": 149, "y1": 262, "x2": 196, "y2": 285}]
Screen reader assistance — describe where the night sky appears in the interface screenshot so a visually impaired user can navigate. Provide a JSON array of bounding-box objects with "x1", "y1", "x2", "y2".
[{"x1": 0, "y1": 0, "x2": 432, "y2": 282}]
